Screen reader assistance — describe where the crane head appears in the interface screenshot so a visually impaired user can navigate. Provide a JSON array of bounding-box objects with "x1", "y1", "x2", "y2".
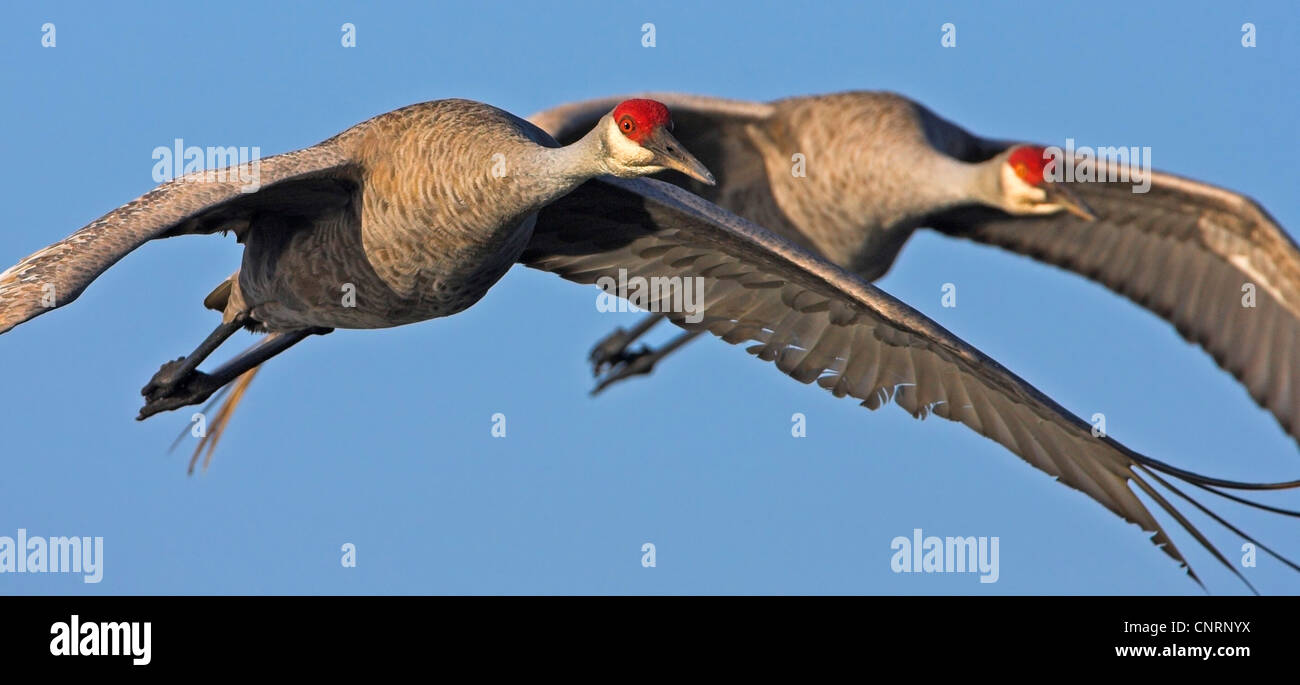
[
  {"x1": 1000, "y1": 145, "x2": 1096, "y2": 221},
  {"x1": 600, "y1": 99, "x2": 716, "y2": 186},
  {"x1": 1008, "y1": 145, "x2": 1049, "y2": 185}
]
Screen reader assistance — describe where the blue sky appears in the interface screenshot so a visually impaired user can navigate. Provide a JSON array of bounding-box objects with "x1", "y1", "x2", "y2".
[{"x1": 0, "y1": 1, "x2": 1296, "y2": 594}]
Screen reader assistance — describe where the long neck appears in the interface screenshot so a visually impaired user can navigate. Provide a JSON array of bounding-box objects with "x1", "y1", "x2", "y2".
[
  {"x1": 515, "y1": 121, "x2": 609, "y2": 204},
  {"x1": 921, "y1": 153, "x2": 1006, "y2": 212},
  {"x1": 549, "y1": 122, "x2": 610, "y2": 181}
]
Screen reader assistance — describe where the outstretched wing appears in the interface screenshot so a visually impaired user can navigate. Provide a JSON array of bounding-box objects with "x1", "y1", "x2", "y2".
[
  {"x1": 526, "y1": 176, "x2": 1296, "y2": 588},
  {"x1": 0, "y1": 143, "x2": 357, "y2": 334},
  {"x1": 928, "y1": 162, "x2": 1300, "y2": 444},
  {"x1": 535, "y1": 93, "x2": 1300, "y2": 449}
]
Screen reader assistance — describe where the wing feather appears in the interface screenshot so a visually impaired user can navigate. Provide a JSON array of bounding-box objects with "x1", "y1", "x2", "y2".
[
  {"x1": 0, "y1": 143, "x2": 355, "y2": 334},
  {"x1": 526, "y1": 177, "x2": 1298, "y2": 583},
  {"x1": 930, "y1": 164, "x2": 1300, "y2": 445}
]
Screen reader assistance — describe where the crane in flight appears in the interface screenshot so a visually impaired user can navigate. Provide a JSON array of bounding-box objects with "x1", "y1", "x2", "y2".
[
  {"x1": 530, "y1": 91, "x2": 1300, "y2": 455},
  {"x1": 0, "y1": 97, "x2": 1295, "y2": 591}
]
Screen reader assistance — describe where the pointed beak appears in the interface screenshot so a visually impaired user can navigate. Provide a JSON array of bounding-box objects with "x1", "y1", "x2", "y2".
[
  {"x1": 643, "y1": 127, "x2": 716, "y2": 186},
  {"x1": 1043, "y1": 181, "x2": 1097, "y2": 221}
]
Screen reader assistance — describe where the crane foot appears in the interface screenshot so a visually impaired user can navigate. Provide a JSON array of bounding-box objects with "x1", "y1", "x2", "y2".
[
  {"x1": 140, "y1": 315, "x2": 247, "y2": 399},
  {"x1": 589, "y1": 328, "x2": 641, "y2": 376},
  {"x1": 140, "y1": 357, "x2": 193, "y2": 398},
  {"x1": 591, "y1": 347, "x2": 660, "y2": 395},
  {"x1": 589, "y1": 328, "x2": 704, "y2": 396},
  {"x1": 139, "y1": 370, "x2": 222, "y2": 420},
  {"x1": 588, "y1": 314, "x2": 666, "y2": 376}
]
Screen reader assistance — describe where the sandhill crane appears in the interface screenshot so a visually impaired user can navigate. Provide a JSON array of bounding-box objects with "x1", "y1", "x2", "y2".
[
  {"x1": 530, "y1": 92, "x2": 1300, "y2": 451},
  {"x1": 0, "y1": 98, "x2": 713, "y2": 421},
  {"x1": 0, "y1": 97, "x2": 1294, "y2": 591}
]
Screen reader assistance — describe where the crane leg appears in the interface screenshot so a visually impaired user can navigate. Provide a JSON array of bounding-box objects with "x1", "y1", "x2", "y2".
[
  {"x1": 591, "y1": 329, "x2": 704, "y2": 396},
  {"x1": 138, "y1": 326, "x2": 331, "y2": 420},
  {"x1": 589, "y1": 313, "x2": 665, "y2": 375},
  {"x1": 140, "y1": 312, "x2": 250, "y2": 399}
]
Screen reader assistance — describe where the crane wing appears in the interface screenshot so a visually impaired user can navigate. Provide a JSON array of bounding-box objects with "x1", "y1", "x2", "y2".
[
  {"x1": 0, "y1": 143, "x2": 358, "y2": 335},
  {"x1": 525, "y1": 176, "x2": 1297, "y2": 588},
  {"x1": 927, "y1": 162, "x2": 1300, "y2": 446},
  {"x1": 535, "y1": 94, "x2": 1300, "y2": 450}
]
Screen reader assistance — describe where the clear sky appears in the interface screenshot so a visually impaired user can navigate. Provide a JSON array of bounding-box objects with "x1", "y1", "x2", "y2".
[{"x1": 0, "y1": 1, "x2": 1296, "y2": 595}]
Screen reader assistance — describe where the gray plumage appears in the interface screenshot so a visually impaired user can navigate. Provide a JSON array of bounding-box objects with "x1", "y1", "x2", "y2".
[
  {"x1": 531, "y1": 91, "x2": 1300, "y2": 446},
  {"x1": 1, "y1": 100, "x2": 603, "y2": 334},
  {"x1": 526, "y1": 176, "x2": 1300, "y2": 589}
]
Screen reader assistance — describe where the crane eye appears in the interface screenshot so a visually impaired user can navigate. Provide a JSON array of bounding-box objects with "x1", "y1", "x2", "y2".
[{"x1": 619, "y1": 116, "x2": 636, "y2": 133}]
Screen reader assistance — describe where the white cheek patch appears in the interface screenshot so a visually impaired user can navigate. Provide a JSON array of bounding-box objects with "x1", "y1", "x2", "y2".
[
  {"x1": 1000, "y1": 163, "x2": 1050, "y2": 212},
  {"x1": 606, "y1": 119, "x2": 656, "y2": 168}
]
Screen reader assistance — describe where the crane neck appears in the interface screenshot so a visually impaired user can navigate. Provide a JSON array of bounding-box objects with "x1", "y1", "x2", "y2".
[
  {"x1": 490, "y1": 119, "x2": 611, "y2": 221},
  {"x1": 538, "y1": 120, "x2": 610, "y2": 187},
  {"x1": 922, "y1": 152, "x2": 1007, "y2": 211}
]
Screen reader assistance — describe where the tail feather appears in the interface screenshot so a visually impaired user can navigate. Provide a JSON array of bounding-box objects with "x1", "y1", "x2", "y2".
[{"x1": 168, "y1": 365, "x2": 261, "y2": 474}]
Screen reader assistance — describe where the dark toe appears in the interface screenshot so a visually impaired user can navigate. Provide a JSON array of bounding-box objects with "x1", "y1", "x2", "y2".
[
  {"x1": 138, "y1": 371, "x2": 219, "y2": 419},
  {"x1": 141, "y1": 357, "x2": 191, "y2": 396}
]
